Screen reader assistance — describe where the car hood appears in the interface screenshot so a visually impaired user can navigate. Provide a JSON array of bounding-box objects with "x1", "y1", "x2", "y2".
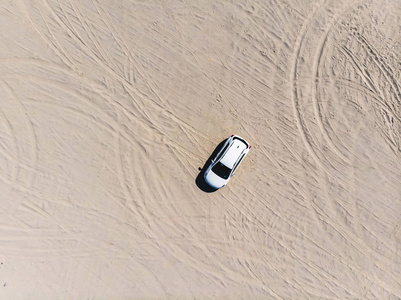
[{"x1": 204, "y1": 169, "x2": 229, "y2": 189}]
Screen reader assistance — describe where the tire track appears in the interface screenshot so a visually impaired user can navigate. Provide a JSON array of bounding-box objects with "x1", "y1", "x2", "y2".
[
  {"x1": 1, "y1": 59, "x2": 200, "y2": 160},
  {"x1": 220, "y1": 191, "x2": 364, "y2": 297},
  {"x1": 0, "y1": 80, "x2": 41, "y2": 213},
  {"x1": 0, "y1": 80, "x2": 39, "y2": 186},
  {"x1": 291, "y1": 0, "x2": 333, "y2": 175},
  {"x1": 339, "y1": 24, "x2": 401, "y2": 153},
  {"x1": 62, "y1": 0, "x2": 118, "y2": 72},
  {"x1": 19, "y1": 0, "x2": 82, "y2": 72},
  {"x1": 313, "y1": 27, "x2": 353, "y2": 167},
  {"x1": 291, "y1": 0, "x2": 368, "y2": 177},
  {"x1": 85, "y1": 0, "x2": 210, "y2": 147},
  {"x1": 227, "y1": 183, "x2": 401, "y2": 296}
]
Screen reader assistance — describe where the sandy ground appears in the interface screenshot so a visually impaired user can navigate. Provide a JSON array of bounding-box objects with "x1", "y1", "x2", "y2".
[{"x1": 1, "y1": 0, "x2": 401, "y2": 299}]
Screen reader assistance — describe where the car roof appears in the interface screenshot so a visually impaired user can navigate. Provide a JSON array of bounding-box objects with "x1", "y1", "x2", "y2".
[{"x1": 220, "y1": 138, "x2": 247, "y2": 169}]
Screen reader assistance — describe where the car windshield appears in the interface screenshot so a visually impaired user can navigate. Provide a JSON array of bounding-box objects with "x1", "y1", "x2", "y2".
[{"x1": 212, "y1": 162, "x2": 232, "y2": 179}]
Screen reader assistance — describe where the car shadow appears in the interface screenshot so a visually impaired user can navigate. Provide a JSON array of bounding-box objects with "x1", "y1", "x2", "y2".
[{"x1": 195, "y1": 138, "x2": 228, "y2": 193}]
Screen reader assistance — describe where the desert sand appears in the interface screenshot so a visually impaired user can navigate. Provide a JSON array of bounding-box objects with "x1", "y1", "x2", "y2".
[{"x1": 1, "y1": 0, "x2": 401, "y2": 299}]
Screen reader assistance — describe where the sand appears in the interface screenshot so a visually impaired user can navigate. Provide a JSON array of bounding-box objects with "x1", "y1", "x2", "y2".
[{"x1": 1, "y1": 0, "x2": 401, "y2": 299}]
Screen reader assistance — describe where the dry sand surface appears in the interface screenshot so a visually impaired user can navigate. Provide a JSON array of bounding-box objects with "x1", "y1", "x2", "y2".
[{"x1": 1, "y1": 0, "x2": 401, "y2": 299}]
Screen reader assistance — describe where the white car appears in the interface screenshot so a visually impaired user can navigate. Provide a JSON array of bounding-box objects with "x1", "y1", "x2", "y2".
[{"x1": 204, "y1": 135, "x2": 251, "y2": 189}]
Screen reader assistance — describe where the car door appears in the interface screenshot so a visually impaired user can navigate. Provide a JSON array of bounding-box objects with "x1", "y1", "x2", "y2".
[
  {"x1": 231, "y1": 153, "x2": 245, "y2": 176},
  {"x1": 214, "y1": 141, "x2": 231, "y2": 163}
]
